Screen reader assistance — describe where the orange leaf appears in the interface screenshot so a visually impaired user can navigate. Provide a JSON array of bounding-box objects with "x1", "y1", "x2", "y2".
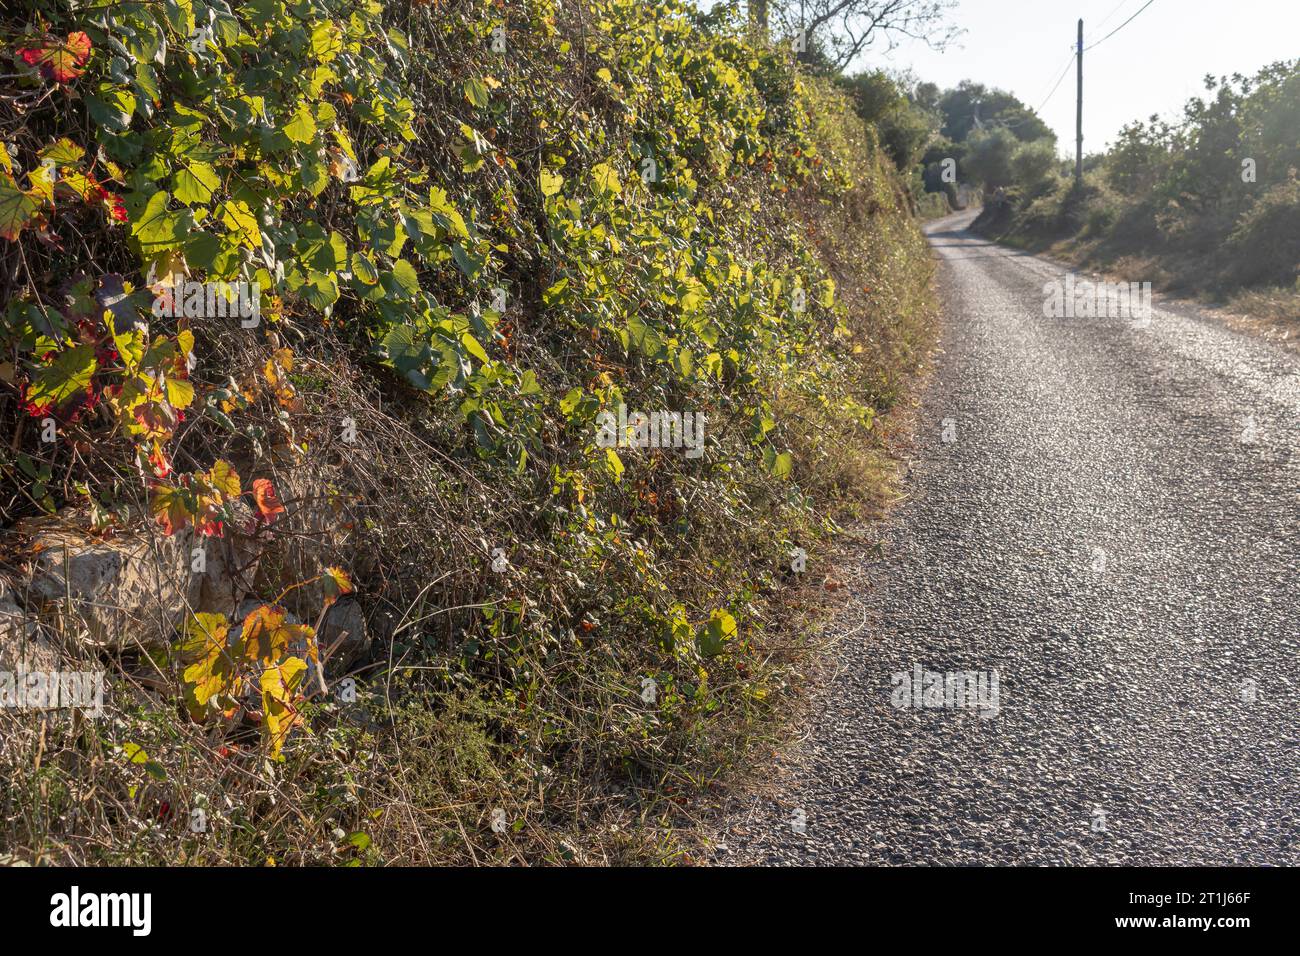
[
  {"x1": 252, "y1": 478, "x2": 285, "y2": 523},
  {"x1": 241, "y1": 604, "x2": 314, "y2": 665},
  {"x1": 150, "y1": 483, "x2": 192, "y2": 536},
  {"x1": 321, "y1": 566, "x2": 354, "y2": 607},
  {"x1": 262, "y1": 348, "x2": 300, "y2": 410},
  {"x1": 240, "y1": 605, "x2": 288, "y2": 663}
]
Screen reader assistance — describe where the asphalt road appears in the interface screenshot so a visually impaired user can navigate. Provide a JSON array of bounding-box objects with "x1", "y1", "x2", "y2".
[{"x1": 716, "y1": 209, "x2": 1300, "y2": 865}]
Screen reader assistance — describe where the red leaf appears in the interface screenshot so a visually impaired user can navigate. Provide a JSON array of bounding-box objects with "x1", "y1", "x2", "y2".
[
  {"x1": 15, "y1": 32, "x2": 92, "y2": 84},
  {"x1": 146, "y1": 443, "x2": 172, "y2": 479}
]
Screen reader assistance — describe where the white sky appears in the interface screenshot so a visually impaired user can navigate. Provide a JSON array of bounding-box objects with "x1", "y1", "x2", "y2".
[{"x1": 693, "y1": 1, "x2": 1300, "y2": 154}]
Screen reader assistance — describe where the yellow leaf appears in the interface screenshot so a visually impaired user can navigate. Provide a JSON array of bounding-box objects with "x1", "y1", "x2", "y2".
[
  {"x1": 590, "y1": 162, "x2": 620, "y2": 198},
  {"x1": 165, "y1": 375, "x2": 195, "y2": 410},
  {"x1": 181, "y1": 612, "x2": 237, "y2": 709},
  {"x1": 260, "y1": 657, "x2": 308, "y2": 758},
  {"x1": 205, "y1": 459, "x2": 241, "y2": 498}
]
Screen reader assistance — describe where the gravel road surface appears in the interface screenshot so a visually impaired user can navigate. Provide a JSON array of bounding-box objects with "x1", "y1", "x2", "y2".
[{"x1": 714, "y1": 209, "x2": 1299, "y2": 865}]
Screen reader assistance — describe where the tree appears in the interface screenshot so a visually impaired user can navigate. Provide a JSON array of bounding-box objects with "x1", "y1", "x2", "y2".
[
  {"x1": 937, "y1": 81, "x2": 1054, "y2": 144},
  {"x1": 911, "y1": 80, "x2": 942, "y2": 112},
  {"x1": 840, "y1": 69, "x2": 940, "y2": 171},
  {"x1": 769, "y1": 1, "x2": 961, "y2": 74},
  {"x1": 962, "y1": 127, "x2": 1018, "y2": 192}
]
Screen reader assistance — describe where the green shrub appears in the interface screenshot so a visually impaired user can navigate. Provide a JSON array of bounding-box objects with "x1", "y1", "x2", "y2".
[
  {"x1": 1010, "y1": 139, "x2": 1060, "y2": 199},
  {"x1": 1227, "y1": 175, "x2": 1300, "y2": 287}
]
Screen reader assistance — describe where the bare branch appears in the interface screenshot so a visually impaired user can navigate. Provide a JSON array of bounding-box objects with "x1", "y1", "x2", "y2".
[{"x1": 771, "y1": 0, "x2": 963, "y2": 73}]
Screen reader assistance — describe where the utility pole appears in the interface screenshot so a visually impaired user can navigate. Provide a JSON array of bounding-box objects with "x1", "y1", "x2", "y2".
[{"x1": 1075, "y1": 18, "x2": 1084, "y2": 185}]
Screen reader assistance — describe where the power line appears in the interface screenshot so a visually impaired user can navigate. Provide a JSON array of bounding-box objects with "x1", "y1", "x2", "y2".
[
  {"x1": 1034, "y1": 50, "x2": 1078, "y2": 114},
  {"x1": 1083, "y1": 0, "x2": 1156, "y2": 51},
  {"x1": 987, "y1": 47, "x2": 1074, "y2": 132},
  {"x1": 1085, "y1": 0, "x2": 1132, "y2": 44}
]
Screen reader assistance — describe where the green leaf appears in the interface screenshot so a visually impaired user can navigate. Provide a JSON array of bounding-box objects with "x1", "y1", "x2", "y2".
[
  {"x1": 38, "y1": 139, "x2": 85, "y2": 166},
  {"x1": 387, "y1": 258, "x2": 420, "y2": 297},
  {"x1": 460, "y1": 331, "x2": 489, "y2": 364},
  {"x1": 213, "y1": 13, "x2": 241, "y2": 46},
  {"x1": 166, "y1": 376, "x2": 196, "y2": 410},
  {"x1": 362, "y1": 214, "x2": 407, "y2": 256},
  {"x1": 301, "y1": 271, "x2": 339, "y2": 310},
  {"x1": 164, "y1": 0, "x2": 196, "y2": 37},
  {"x1": 87, "y1": 86, "x2": 136, "y2": 134},
  {"x1": 183, "y1": 230, "x2": 223, "y2": 271},
  {"x1": 28, "y1": 345, "x2": 97, "y2": 408},
  {"x1": 559, "y1": 387, "x2": 583, "y2": 416},
  {"x1": 110, "y1": 319, "x2": 146, "y2": 371},
  {"x1": 817, "y1": 279, "x2": 836, "y2": 308},
  {"x1": 219, "y1": 199, "x2": 261, "y2": 249},
  {"x1": 626, "y1": 315, "x2": 664, "y2": 358},
  {"x1": 173, "y1": 160, "x2": 220, "y2": 206},
  {"x1": 464, "y1": 78, "x2": 490, "y2": 109},
  {"x1": 134, "y1": 62, "x2": 161, "y2": 108},
  {"x1": 351, "y1": 251, "x2": 379, "y2": 285},
  {"x1": 381, "y1": 324, "x2": 425, "y2": 371},
  {"x1": 305, "y1": 230, "x2": 348, "y2": 273},
  {"x1": 364, "y1": 156, "x2": 394, "y2": 188},
  {"x1": 764, "y1": 447, "x2": 793, "y2": 479},
  {"x1": 300, "y1": 154, "x2": 329, "y2": 196},
  {"x1": 0, "y1": 174, "x2": 39, "y2": 242},
  {"x1": 451, "y1": 243, "x2": 482, "y2": 279},
  {"x1": 604, "y1": 447, "x2": 624, "y2": 482},
  {"x1": 542, "y1": 277, "x2": 569, "y2": 307},
  {"x1": 310, "y1": 20, "x2": 342, "y2": 62},
  {"x1": 427, "y1": 187, "x2": 469, "y2": 238},
  {"x1": 696, "y1": 610, "x2": 737, "y2": 657},
  {"x1": 120, "y1": 742, "x2": 167, "y2": 781},
  {"x1": 131, "y1": 191, "x2": 188, "y2": 253},
  {"x1": 283, "y1": 103, "x2": 318, "y2": 144}
]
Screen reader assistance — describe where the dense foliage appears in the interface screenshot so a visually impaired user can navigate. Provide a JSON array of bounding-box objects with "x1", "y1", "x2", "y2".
[
  {"x1": 0, "y1": 0, "x2": 932, "y2": 863},
  {"x1": 833, "y1": 72, "x2": 1055, "y2": 215}
]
